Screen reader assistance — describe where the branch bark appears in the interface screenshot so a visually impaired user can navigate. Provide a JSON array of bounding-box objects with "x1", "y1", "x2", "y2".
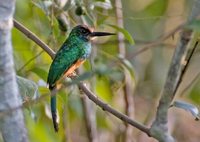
[
  {"x1": 150, "y1": 0, "x2": 200, "y2": 141},
  {"x1": 0, "y1": 1, "x2": 28, "y2": 142}
]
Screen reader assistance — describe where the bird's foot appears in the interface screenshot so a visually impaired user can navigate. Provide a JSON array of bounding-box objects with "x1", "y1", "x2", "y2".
[{"x1": 68, "y1": 71, "x2": 78, "y2": 79}]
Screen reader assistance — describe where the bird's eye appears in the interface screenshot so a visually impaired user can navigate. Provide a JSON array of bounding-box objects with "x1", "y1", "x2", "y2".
[{"x1": 82, "y1": 30, "x2": 87, "y2": 34}]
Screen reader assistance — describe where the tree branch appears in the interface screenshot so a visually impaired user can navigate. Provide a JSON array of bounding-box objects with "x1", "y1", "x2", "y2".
[
  {"x1": 150, "y1": 0, "x2": 200, "y2": 141},
  {"x1": 78, "y1": 83, "x2": 150, "y2": 135},
  {"x1": 13, "y1": 19, "x2": 150, "y2": 136}
]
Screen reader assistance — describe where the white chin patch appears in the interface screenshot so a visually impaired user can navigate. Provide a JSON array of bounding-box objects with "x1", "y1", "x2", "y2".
[{"x1": 90, "y1": 36, "x2": 97, "y2": 40}]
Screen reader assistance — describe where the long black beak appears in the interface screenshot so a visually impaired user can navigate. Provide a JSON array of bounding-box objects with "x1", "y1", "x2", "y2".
[{"x1": 89, "y1": 32, "x2": 115, "y2": 37}]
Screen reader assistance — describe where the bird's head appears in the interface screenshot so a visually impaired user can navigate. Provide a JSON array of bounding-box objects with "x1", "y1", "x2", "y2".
[{"x1": 69, "y1": 25, "x2": 115, "y2": 41}]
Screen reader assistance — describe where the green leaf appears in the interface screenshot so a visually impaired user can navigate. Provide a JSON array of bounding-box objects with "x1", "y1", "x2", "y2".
[
  {"x1": 96, "y1": 16, "x2": 109, "y2": 26},
  {"x1": 117, "y1": 55, "x2": 135, "y2": 79},
  {"x1": 170, "y1": 100, "x2": 200, "y2": 121},
  {"x1": 31, "y1": 67, "x2": 48, "y2": 81},
  {"x1": 186, "y1": 19, "x2": 200, "y2": 32},
  {"x1": 108, "y1": 24, "x2": 135, "y2": 45},
  {"x1": 144, "y1": 0, "x2": 167, "y2": 17},
  {"x1": 95, "y1": 76, "x2": 113, "y2": 102},
  {"x1": 17, "y1": 76, "x2": 39, "y2": 102}
]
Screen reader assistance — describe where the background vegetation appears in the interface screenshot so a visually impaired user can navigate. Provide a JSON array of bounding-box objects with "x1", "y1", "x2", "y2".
[{"x1": 1, "y1": 0, "x2": 200, "y2": 142}]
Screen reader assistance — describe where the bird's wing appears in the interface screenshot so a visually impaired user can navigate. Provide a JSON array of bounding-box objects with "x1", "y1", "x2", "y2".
[{"x1": 47, "y1": 45, "x2": 81, "y2": 88}]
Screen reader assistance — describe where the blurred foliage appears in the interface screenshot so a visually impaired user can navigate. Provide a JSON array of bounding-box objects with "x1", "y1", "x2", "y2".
[
  {"x1": 17, "y1": 76, "x2": 39, "y2": 101},
  {"x1": 7, "y1": 0, "x2": 200, "y2": 142}
]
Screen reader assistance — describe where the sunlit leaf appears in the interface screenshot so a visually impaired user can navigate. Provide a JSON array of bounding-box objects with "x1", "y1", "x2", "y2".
[
  {"x1": 108, "y1": 24, "x2": 135, "y2": 45},
  {"x1": 144, "y1": 0, "x2": 167, "y2": 17},
  {"x1": 171, "y1": 100, "x2": 200, "y2": 120},
  {"x1": 95, "y1": 76, "x2": 113, "y2": 102},
  {"x1": 17, "y1": 76, "x2": 39, "y2": 102}
]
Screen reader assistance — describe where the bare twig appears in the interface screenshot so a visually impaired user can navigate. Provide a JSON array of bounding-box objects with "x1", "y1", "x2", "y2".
[
  {"x1": 174, "y1": 41, "x2": 199, "y2": 95},
  {"x1": 13, "y1": 19, "x2": 150, "y2": 136}
]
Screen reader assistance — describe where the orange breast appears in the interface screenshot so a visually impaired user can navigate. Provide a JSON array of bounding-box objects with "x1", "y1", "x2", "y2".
[
  {"x1": 64, "y1": 59, "x2": 85, "y2": 77},
  {"x1": 54, "y1": 59, "x2": 85, "y2": 89}
]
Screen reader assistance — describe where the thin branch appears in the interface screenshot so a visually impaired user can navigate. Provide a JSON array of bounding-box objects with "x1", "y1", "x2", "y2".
[
  {"x1": 173, "y1": 41, "x2": 199, "y2": 95},
  {"x1": 78, "y1": 83, "x2": 150, "y2": 135},
  {"x1": 13, "y1": 19, "x2": 150, "y2": 136}
]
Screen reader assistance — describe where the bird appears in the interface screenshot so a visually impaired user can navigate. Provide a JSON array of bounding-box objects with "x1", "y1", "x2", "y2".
[{"x1": 47, "y1": 25, "x2": 115, "y2": 132}]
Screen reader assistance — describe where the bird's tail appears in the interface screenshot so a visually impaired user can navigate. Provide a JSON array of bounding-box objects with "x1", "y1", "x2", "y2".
[{"x1": 51, "y1": 95, "x2": 59, "y2": 132}]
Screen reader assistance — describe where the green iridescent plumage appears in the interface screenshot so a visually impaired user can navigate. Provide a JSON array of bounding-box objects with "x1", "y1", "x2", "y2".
[
  {"x1": 47, "y1": 31, "x2": 91, "y2": 88},
  {"x1": 47, "y1": 25, "x2": 114, "y2": 132}
]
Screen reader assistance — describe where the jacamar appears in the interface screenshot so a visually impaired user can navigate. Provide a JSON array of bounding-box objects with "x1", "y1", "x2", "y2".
[{"x1": 47, "y1": 25, "x2": 114, "y2": 132}]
